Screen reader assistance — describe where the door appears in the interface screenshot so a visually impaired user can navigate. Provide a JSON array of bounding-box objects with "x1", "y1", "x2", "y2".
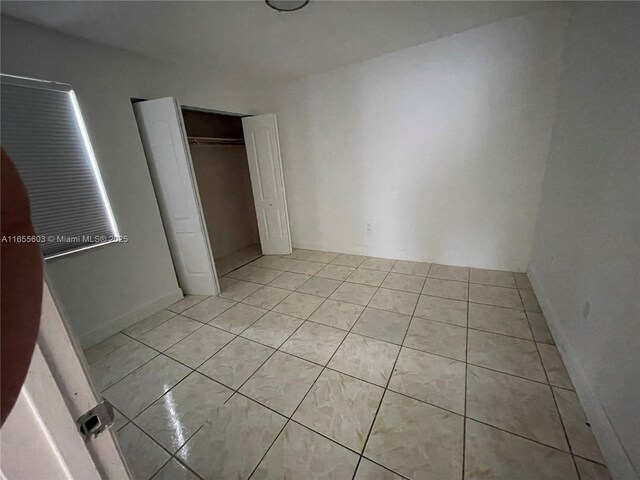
[
  {"x1": 0, "y1": 280, "x2": 131, "y2": 480},
  {"x1": 242, "y1": 114, "x2": 293, "y2": 255},
  {"x1": 133, "y1": 98, "x2": 218, "y2": 295}
]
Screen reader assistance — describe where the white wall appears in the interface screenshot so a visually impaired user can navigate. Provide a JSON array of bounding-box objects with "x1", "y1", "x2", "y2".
[
  {"x1": 0, "y1": 17, "x2": 262, "y2": 347},
  {"x1": 528, "y1": 4, "x2": 640, "y2": 479},
  {"x1": 256, "y1": 8, "x2": 569, "y2": 271},
  {"x1": 190, "y1": 145, "x2": 260, "y2": 259}
]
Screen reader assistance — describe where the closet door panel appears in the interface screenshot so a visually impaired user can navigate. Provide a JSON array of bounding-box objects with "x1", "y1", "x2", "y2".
[{"x1": 242, "y1": 114, "x2": 292, "y2": 255}]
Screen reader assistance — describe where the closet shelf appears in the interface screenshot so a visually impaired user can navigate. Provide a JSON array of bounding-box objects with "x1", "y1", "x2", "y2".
[{"x1": 188, "y1": 136, "x2": 245, "y2": 146}]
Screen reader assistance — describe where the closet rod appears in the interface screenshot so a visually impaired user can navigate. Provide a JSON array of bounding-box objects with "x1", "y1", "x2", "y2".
[{"x1": 187, "y1": 136, "x2": 245, "y2": 146}]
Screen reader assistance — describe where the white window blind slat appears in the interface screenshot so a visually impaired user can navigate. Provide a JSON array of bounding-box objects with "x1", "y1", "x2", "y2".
[{"x1": 1, "y1": 76, "x2": 118, "y2": 258}]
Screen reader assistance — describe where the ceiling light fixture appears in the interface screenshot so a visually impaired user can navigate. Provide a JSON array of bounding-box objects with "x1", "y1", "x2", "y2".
[{"x1": 265, "y1": 0, "x2": 310, "y2": 12}]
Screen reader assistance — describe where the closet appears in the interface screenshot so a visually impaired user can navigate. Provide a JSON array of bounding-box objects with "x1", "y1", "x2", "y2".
[
  {"x1": 134, "y1": 97, "x2": 292, "y2": 295},
  {"x1": 181, "y1": 108, "x2": 261, "y2": 276}
]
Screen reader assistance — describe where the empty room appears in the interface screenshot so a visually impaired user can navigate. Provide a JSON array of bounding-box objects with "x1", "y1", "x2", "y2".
[{"x1": 0, "y1": 1, "x2": 638, "y2": 480}]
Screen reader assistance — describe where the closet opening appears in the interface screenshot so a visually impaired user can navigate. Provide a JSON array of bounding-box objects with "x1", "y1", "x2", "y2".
[{"x1": 181, "y1": 107, "x2": 262, "y2": 278}]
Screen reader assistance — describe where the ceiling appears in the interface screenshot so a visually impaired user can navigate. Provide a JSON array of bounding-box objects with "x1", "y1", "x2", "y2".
[{"x1": 2, "y1": 1, "x2": 558, "y2": 81}]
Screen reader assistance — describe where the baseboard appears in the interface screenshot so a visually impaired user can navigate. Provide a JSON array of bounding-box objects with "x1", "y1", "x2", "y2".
[
  {"x1": 78, "y1": 288, "x2": 184, "y2": 349},
  {"x1": 293, "y1": 240, "x2": 526, "y2": 272},
  {"x1": 528, "y1": 267, "x2": 638, "y2": 480}
]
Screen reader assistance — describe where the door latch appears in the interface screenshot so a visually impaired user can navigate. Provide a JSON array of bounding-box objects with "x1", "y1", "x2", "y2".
[{"x1": 77, "y1": 399, "x2": 115, "y2": 440}]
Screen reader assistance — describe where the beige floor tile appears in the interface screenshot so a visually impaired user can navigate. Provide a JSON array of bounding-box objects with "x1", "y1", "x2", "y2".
[
  {"x1": 241, "y1": 267, "x2": 283, "y2": 285},
  {"x1": 164, "y1": 325, "x2": 235, "y2": 368},
  {"x1": 243, "y1": 285, "x2": 291, "y2": 310},
  {"x1": 90, "y1": 341, "x2": 158, "y2": 392},
  {"x1": 219, "y1": 276, "x2": 238, "y2": 290},
  {"x1": 123, "y1": 309, "x2": 176, "y2": 338},
  {"x1": 112, "y1": 408, "x2": 129, "y2": 432},
  {"x1": 316, "y1": 264, "x2": 357, "y2": 281},
  {"x1": 177, "y1": 394, "x2": 286, "y2": 480},
  {"x1": 182, "y1": 296, "x2": 237, "y2": 322},
  {"x1": 469, "y1": 284, "x2": 523, "y2": 310},
  {"x1": 381, "y1": 273, "x2": 425, "y2": 294},
  {"x1": 280, "y1": 321, "x2": 347, "y2": 365},
  {"x1": 208, "y1": 302, "x2": 267, "y2": 334},
  {"x1": 355, "y1": 458, "x2": 404, "y2": 479},
  {"x1": 391, "y1": 260, "x2": 431, "y2": 277},
  {"x1": 253, "y1": 421, "x2": 359, "y2": 479},
  {"x1": 135, "y1": 372, "x2": 233, "y2": 452},
  {"x1": 241, "y1": 311, "x2": 304, "y2": 348},
  {"x1": 575, "y1": 458, "x2": 611, "y2": 480},
  {"x1": 198, "y1": 337, "x2": 274, "y2": 389},
  {"x1": 389, "y1": 348, "x2": 465, "y2": 414},
  {"x1": 466, "y1": 365, "x2": 567, "y2": 450},
  {"x1": 152, "y1": 459, "x2": 199, "y2": 480},
  {"x1": 226, "y1": 264, "x2": 260, "y2": 280},
  {"x1": 219, "y1": 280, "x2": 263, "y2": 301},
  {"x1": 404, "y1": 317, "x2": 467, "y2": 361},
  {"x1": 365, "y1": 391, "x2": 464, "y2": 480},
  {"x1": 268, "y1": 271, "x2": 311, "y2": 290},
  {"x1": 104, "y1": 355, "x2": 190, "y2": 418},
  {"x1": 470, "y1": 268, "x2": 516, "y2": 288},
  {"x1": 428, "y1": 264, "x2": 469, "y2": 282},
  {"x1": 468, "y1": 329, "x2": 546, "y2": 382},
  {"x1": 307, "y1": 251, "x2": 340, "y2": 263},
  {"x1": 361, "y1": 257, "x2": 397, "y2": 272},
  {"x1": 309, "y1": 299, "x2": 365, "y2": 330},
  {"x1": 422, "y1": 278, "x2": 468, "y2": 301},
  {"x1": 294, "y1": 369, "x2": 384, "y2": 452},
  {"x1": 520, "y1": 289, "x2": 541, "y2": 312},
  {"x1": 288, "y1": 260, "x2": 325, "y2": 275},
  {"x1": 330, "y1": 282, "x2": 378, "y2": 305},
  {"x1": 514, "y1": 272, "x2": 533, "y2": 290},
  {"x1": 352, "y1": 307, "x2": 412, "y2": 345},
  {"x1": 166, "y1": 295, "x2": 208, "y2": 314},
  {"x1": 527, "y1": 311, "x2": 555, "y2": 344},
  {"x1": 553, "y1": 387, "x2": 604, "y2": 463},
  {"x1": 84, "y1": 332, "x2": 132, "y2": 365},
  {"x1": 240, "y1": 351, "x2": 322, "y2": 416},
  {"x1": 251, "y1": 256, "x2": 300, "y2": 271},
  {"x1": 282, "y1": 249, "x2": 315, "y2": 261},
  {"x1": 273, "y1": 292, "x2": 325, "y2": 319},
  {"x1": 468, "y1": 303, "x2": 532, "y2": 340},
  {"x1": 329, "y1": 333, "x2": 400, "y2": 386},
  {"x1": 331, "y1": 254, "x2": 366, "y2": 267},
  {"x1": 538, "y1": 343, "x2": 573, "y2": 389},
  {"x1": 348, "y1": 268, "x2": 388, "y2": 287},
  {"x1": 297, "y1": 276, "x2": 341, "y2": 297},
  {"x1": 414, "y1": 295, "x2": 468, "y2": 326},
  {"x1": 137, "y1": 315, "x2": 202, "y2": 351},
  {"x1": 369, "y1": 288, "x2": 418, "y2": 315},
  {"x1": 464, "y1": 419, "x2": 578, "y2": 480},
  {"x1": 117, "y1": 423, "x2": 170, "y2": 480}
]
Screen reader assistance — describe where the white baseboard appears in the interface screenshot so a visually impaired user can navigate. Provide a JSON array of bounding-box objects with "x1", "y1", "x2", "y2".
[
  {"x1": 528, "y1": 267, "x2": 638, "y2": 480},
  {"x1": 292, "y1": 240, "x2": 526, "y2": 272},
  {"x1": 78, "y1": 288, "x2": 184, "y2": 349}
]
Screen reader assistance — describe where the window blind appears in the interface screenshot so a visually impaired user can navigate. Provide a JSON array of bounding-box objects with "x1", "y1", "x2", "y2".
[{"x1": 1, "y1": 75, "x2": 118, "y2": 258}]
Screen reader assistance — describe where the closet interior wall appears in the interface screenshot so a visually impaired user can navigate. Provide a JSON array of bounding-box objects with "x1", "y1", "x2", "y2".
[{"x1": 182, "y1": 109, "x2": 261, "y2": 265}]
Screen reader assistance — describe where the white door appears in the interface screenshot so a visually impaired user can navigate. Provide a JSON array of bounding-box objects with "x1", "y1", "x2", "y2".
[
  {"x1": 242, "y1": 114, "x2": 293, "y2": 255},
  {"x1": 0, "y1": 280, "x2": 131, "y2": 480},
  {"x1": 134, "y1": 98, "x2": 218, "y2": 295}
]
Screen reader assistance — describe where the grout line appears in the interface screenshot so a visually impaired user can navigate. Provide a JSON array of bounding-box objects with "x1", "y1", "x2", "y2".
[
  {"x1": 351, "y1": 261, "x2": 420, "y2": 479},
  {"x1": 517, "y1": 285, "x2": 581, "y2": 479},
  {"x1": 462, "y1": 267, "x2": 471, "y2": 480},
  {"x1": 94, "y1": 253, "x2": 600, "y2": 479}
]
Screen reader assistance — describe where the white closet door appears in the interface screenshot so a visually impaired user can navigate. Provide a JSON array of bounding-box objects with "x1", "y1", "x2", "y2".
[
  {"x1": 133, "y1": 98, "x2": 217, "y2": 295},
  {"x1": 242, "y1": 114, "x2": 292, "y2": 255}
]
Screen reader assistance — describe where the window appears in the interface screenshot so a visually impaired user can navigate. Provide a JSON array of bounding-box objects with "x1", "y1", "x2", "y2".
[{"x1": 1, "y1": 74, "x2": 119, "y2": 259}]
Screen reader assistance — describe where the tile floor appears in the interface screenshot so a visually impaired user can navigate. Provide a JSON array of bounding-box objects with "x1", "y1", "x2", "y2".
[{"x1": 85, "y1": 250, "x2": 611, "y2": 480}]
